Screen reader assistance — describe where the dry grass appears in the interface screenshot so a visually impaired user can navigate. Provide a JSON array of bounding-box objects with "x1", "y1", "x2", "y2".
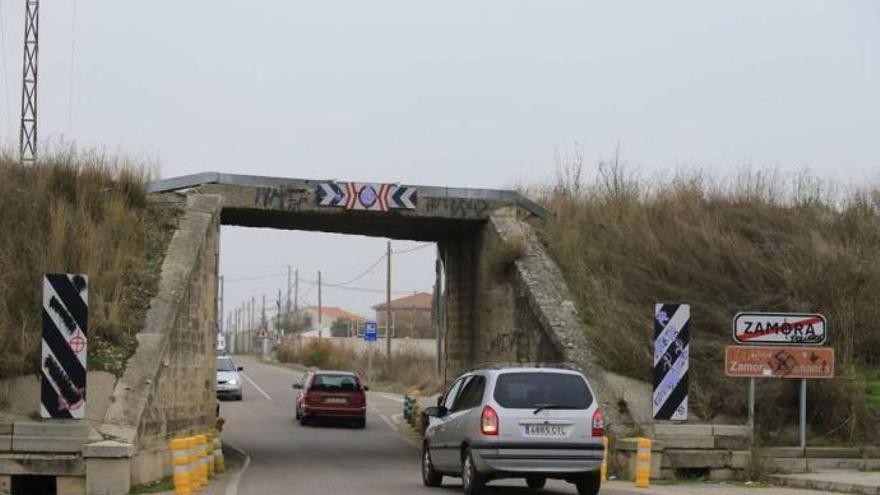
[
  {"x1": 0, "y1": 149, "x2": 177, "y2": 378},
  {"x1": 277, "y1": 338, "x2": 443, "y2": 394},
  {"x1": 535, "y1": 151, "x2": 880, "y2": 442}
]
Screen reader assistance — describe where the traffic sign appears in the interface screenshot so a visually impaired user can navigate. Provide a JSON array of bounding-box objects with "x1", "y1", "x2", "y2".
[
  {"x1": 732, "y1": 312, "x2": 826, "y2": 346},
  {"x1": 364, "y1": 321, "x2": 378, "y2": 342},
  {"x1": 725, "y1": 345, "x2": 835, "y2": 379}
]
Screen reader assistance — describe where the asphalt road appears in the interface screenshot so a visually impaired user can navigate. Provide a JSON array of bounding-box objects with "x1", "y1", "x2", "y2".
[{"x1": 220, "y1": 355, "x2": 826, "y2": 495}]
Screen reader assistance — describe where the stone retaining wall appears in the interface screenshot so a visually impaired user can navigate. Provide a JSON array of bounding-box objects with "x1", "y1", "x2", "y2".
[{"x1": 98, "y1": 194, "x2": 222, "y2": 487}]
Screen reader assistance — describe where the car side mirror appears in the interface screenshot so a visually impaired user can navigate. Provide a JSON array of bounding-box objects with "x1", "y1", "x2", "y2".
[
  {"x1": 436, "y1": 396, "x2": 443, "y2": 407},
  {"x1": 292, "y1": 383, "x2": 303, "y2": 389},
  {"x1": 362, "y1": 385, "x2": 370, "y2": 391},
  {"x1": 237, "y1": 366, "x2": 244, "y2": 371},
  {"x1": 424, "y1": 406, "x2": 447, "y2": 418}
]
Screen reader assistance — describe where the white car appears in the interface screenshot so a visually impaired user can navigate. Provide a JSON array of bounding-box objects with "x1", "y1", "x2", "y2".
[
  {"x1": 216, "y1": 356, "x2": 243, "y2": 401},
  {"x1": 422, "y1": 366, "x2": 605, "y2": 495}
]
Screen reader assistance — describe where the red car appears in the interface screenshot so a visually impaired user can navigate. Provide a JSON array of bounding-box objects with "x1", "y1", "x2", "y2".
[{"x1": 293, "y1": 371, "x2": 368, "y2": 428}]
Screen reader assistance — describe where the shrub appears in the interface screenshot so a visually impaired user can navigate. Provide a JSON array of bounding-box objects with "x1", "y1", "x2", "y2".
[
  {"x1": 277, "y1": 337, "x2": 442, "y2": 394},
  {"x1": 0, "y1": 149, "x2": 175, "y2": 378},
  {"x1": 535, "y1": 152, "x2": 880, "y2": 442}
]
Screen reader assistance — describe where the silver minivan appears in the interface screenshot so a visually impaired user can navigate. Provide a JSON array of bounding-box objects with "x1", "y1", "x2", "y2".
[{"x1": 422, "y1": 366, "x2": 605, "y2": 495}]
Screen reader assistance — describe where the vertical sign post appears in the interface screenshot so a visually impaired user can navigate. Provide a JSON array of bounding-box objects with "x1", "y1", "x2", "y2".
[
  {"x1": 41, "y1": 274, "x2": 88, "y2": 419},
  {"x1": 653, "y1": 303, "x2": 690, "y2": 421},
  {"x1": 364, "y1": 321, "x2": 378, "y2": 385}
]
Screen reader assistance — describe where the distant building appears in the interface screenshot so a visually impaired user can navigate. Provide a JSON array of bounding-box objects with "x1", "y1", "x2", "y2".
[
  {"x1": 302, "y1": 306, "x2": 366, "y2": 336},
  {"x1": 372, "y1": 292, "x2": 433, "y2": 339}
]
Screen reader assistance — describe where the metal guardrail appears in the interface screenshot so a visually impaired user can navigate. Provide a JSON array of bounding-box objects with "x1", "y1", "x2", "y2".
[{"x1": 146, "y1": 172, "x2": 547, "y2": 219}]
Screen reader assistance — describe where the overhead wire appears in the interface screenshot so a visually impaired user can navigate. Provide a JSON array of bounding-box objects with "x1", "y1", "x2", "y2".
[{"x1": 393, "y1": 243, "x2": 433, "y2": 254}]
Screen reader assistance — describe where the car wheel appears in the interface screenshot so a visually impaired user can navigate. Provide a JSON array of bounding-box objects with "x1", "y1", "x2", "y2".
[
  {"x1": 355, "y1": 418, "x2": 366, "y2": 429},
  {"x1": 295, "y1": 407, "x2": 301, "y2": 420},
  {"x1": 461, "y1": 450, "x2": 485, "y2": 495},
  {"x1": 526, "y1": 477, "x2": 546, "y2": 489},
  {"x1": 573, "y1": 472, "x2": 600, "y2": 495},
  {"x1": 235, "y1": 393, "x2": 243, "y2": 401},
  {"x1": 299, "y1": 415, "x2": 309, "y2": 426},
  {"x1": 421, "y1": 444, "x2": 443, "y2": 487}
]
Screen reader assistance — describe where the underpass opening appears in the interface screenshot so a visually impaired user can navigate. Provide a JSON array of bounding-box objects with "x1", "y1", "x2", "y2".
[{"x1": 218, "y1": 226, "x2": 447, "y2": 393}]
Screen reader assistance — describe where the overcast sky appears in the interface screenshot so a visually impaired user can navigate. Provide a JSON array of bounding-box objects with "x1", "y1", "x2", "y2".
[{"x1": 0, "y1": 1, "x2": 877, "y2": 320}]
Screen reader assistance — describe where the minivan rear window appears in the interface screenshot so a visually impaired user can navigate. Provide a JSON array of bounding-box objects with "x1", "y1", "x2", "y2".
[{"x1": 493, "y1": 372, "x2": 592, "y2": 409}]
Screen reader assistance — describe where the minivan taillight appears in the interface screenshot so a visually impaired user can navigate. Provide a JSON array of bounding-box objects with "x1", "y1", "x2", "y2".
[
  {"x1": 481, "y1": 405, "x2": 499, "y2": 436},
  {"x1": 592, "y1": 409, "x2": 605, "y2": 437}
]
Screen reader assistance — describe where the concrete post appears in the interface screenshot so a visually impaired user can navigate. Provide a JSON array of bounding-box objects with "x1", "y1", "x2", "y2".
[{"x1": 83, "y1": 441, "x2": 134, "y2": 495}]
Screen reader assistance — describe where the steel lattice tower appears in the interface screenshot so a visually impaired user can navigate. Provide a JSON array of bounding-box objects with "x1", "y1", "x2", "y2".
[{"x1": 19, "y1": 0, "x2": 39, "y2": 164}]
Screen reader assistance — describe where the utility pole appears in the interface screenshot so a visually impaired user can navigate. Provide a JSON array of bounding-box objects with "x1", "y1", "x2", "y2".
[
  {"x1": 19, "y1": 0, "x2": 39, "y2": 164},
  {"x1": 294, "y1": 270, "x2": 299, "y2": 313},
  {"x1": 286, "y1": 266, "x2": 292, "y2": 317},
  {"x1": 219, "y1": 276, "x2": 224, "y2": 335},
  {"x1": 276, "y1": 289, "x2": 282, "y2": 337},
  {"x1": 386, "y1": 241, "x2": 392, "y2": 359},
  {"x1": 317, "y1": 270, "x2": 322, "y2": 338},
  {"x1": 261, "y1": 294, "x2": 266, "y2": 330}
]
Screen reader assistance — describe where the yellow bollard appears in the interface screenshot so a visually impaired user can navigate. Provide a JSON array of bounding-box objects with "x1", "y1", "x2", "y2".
[
  {"x1": 601, "y1": 436, "x2": 609, "y2": 482},
  {"x1": 635, "y1": 437, "x2": 651, "y2": 488},
  {"x1": 170, "y1": 438, "x2": 191, "y2": 495},
  {"x1": 213, "y1": 432, "x2": 226, "y2": 473},
  {"x1": 184, "y1": 437, "x2": 200, "y2": 491},
  {"x1": 195, "y1": 435, "x2": 209, "y2": 487},
  {"x1": 183, "y1": 437, "x2": 199, "y2": 493},
  {"x1": 205, "y1": 433, "x2": 215, "y2": 478}
]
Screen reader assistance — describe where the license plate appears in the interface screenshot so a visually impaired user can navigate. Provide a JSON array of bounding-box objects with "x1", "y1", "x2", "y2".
[
  {"x1": 325, "y1": 397, "x2": 347, "y2": 404},
  {"x1": 524, "y1": 424, "x2": 566, "y2": 436}
]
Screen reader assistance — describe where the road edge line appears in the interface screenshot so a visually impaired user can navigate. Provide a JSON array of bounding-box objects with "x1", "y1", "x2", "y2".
[{"x1": 241, "y1": 372, "x2": 273, "y2": 401}]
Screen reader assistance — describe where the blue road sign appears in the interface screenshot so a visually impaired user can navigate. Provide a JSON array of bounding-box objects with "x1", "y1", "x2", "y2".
[{"x1": 364, "y1": 321, "x2": 378, "y2": 342}]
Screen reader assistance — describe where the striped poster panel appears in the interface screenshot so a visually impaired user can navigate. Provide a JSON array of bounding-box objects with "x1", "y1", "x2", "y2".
[
  {"x1": 41, "y1": 274, "x2": 88, "y2": 419},
  {"x1": 652, "y1": 303, "x2": 689, "y2": 421}
]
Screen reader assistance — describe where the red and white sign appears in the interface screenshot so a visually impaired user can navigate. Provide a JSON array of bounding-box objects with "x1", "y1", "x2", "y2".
[
  {"x1": 725, "y1": 346, "x2": 834, "y2": 379},
  {"x1": 345, "y1": 183, "x2": 392, "y2": 212},
  {"x1": 732, "y1": 312, "x2": 826, "y2": 346}
]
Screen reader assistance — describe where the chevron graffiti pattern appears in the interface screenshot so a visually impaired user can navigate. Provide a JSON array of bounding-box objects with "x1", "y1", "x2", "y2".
[
  {"x1": 315, "y1": 182, "x2": 417, "y2": 211},
  {"x1": 41, "y1": 274, "x2": 89, "y2": 419}
]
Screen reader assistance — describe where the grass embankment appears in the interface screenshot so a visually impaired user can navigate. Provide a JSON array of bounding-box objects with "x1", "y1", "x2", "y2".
[
  {"x1": 537, "y1": 156, "x2": 880, "y2": 443},
  {"x1": 0, "y1": 151, "x2": 179, "y2": 378},
  {"x1": 277, "y1": 338, "x2": 443, "y2": 395}
]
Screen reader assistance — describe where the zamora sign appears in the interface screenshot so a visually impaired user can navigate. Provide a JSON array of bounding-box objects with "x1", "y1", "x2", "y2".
[{"x1": 732, "y1": 312, "x2": 826, "y2": 346}]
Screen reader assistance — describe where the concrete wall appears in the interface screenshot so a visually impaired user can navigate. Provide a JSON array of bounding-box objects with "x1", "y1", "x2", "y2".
[
  {"x1": 98, "y1": 194, "x2": 221, "y2": 486},
  {"x1": 439, "y1": 208, "x2": 565, "y2": 380}
]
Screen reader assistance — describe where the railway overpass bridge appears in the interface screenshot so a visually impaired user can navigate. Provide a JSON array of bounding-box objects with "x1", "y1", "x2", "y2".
[{"x1": 2, "y1": 173, "x2": 638, "y2": 494}]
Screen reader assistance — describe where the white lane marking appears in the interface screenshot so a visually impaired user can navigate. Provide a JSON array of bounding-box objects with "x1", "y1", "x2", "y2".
[
  {"x1": 379, "y1": 413, "x2": 398, "y2": 432},
  {"x1": 224, "y1": 441, "x2": 251, "y2": 495},
  {"x1": 391, "y1": 413, "x2": 405, "y2": 426},
  {"x1": 377, "y1": 392, "x2": 404, "y2": 403},
  {"x1": 241, "y1": 373, "x2": 273, "y2": 401}
]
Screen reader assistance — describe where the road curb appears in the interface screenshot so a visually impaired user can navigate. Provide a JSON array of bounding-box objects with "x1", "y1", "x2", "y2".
[
  {"x1": 769, "y1": 473, "x2": 880, "y2": 495},
  {"x1": 222, "y1": 440, "x2": 251, "y2": 495}
]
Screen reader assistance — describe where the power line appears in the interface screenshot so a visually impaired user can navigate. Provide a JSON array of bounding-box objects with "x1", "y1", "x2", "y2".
[
  {"x1": 393, "y1": 243, "x2": 433, "y2": 254},
  {"x1": 224, "y1": 271, "x2": 287, "y2": 283},
  {"x1": 331, "y1": 252, "x2": 386, "y2": 287}
]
